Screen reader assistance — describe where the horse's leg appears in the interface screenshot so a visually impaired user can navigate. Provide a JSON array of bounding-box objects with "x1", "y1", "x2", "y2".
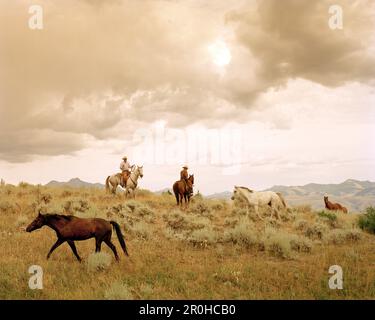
[
  {"x1": 67, "y1": 240, "x2": 82, "y2": 262},
  {"x1": 254, "y1": 205, "x2": 263, "y2": 221},
  {"x1": 183, "y1": 194, "x2": 186, "y2": 209},
  {"x1": 95, "y1": 237, "x2": 102, "y2": 253},
  {"x1": 272, "y1": 201, "x2": 280, "y2": 220},
  {"x1": 104, "y1": 237, "x2": 119, "y2": 261},
  {"x1": 269, "y1": 201, "x2": 274, "y2": 219},
  {"x1": 47, "y1": 238, "x2": 65, "y2": 260}
]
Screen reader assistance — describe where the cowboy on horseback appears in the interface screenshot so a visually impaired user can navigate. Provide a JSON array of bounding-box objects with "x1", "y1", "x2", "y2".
[
  {"x1": 120, "y1": 156, "x2": 132, "y2": 187},
  {"x1": 180, "y1": 165, "x2": 193, "y2": 195}
]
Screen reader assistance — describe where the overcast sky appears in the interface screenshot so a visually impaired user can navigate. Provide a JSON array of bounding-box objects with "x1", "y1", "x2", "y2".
[{"x1": 0, "y1": 0, "x2": 374, "y2": 194}]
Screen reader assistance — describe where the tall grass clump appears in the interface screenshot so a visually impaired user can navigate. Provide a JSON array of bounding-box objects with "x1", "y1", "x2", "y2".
[{"x1": 14, "y1": 215, "x2": 29, "y2": 229}]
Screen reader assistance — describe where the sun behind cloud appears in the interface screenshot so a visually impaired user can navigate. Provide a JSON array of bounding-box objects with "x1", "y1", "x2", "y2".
[{"x1": 208, "y1": 39, "x2": 232, "y2": 67}]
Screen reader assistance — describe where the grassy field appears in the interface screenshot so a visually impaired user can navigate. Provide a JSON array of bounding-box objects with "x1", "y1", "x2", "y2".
[{"x1": 0, "y1": 183, "x2": 374, "y2": 300}]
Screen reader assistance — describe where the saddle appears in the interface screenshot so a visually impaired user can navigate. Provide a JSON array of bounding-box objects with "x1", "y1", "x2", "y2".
[{"x1": 120, "y1": 171, "x2": 130, "y2": 187}]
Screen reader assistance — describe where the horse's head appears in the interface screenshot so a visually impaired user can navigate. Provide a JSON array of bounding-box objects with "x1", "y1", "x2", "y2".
[
  {"x1": 231, "y1": 186, "x2": 252, "y2": 200},
  {"x1": 231, "y1": 186, "x2": 239, "y2": 200},
  {"x1": 136, "y1": 165, "x2": 143, "y2": 178},
  {"x1": 324, "y1": 195, "x2": 329, "y2": 202},
  {"x1": 188, "y1": 174, "x2": 194, "y2": 185},
  {"x1": 26, "y1": 211, "x2": 46, "y2": 232}
]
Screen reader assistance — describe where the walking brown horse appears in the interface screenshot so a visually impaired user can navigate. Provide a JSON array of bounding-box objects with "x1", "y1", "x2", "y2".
[
  {"x1": 324, "y1": 196, "x2": 348, "y2": 214},
  {"x1": 173, "y1": 174, "x2": 194, "y2": 207},
  {"x1": 26, "y1": 212, "x2": 129, "y2": 261}
]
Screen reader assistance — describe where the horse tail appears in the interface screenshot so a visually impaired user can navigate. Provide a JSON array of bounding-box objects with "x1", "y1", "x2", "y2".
[
  {"x1": 110, "y1": 221, "x2": 129, "y2": 256},
  {"x1": 276, "y1": 192, "x2": 287, "y2": 208},
  {"x1": 105, "y1": 176, "x2": 111, "y2": 193}
]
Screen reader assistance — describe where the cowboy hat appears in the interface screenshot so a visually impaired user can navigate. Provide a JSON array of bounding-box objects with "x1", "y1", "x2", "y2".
[
  {"x1": 122, "y1": 156, "x2": 128, "y2": 160},
  {"x1": 182, "y1": 165, "x2": 188, "y2": 169}
]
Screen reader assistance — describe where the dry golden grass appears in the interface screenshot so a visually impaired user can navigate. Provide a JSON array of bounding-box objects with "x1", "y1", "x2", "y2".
[{"x1": 0, "y1": 184, "x2": 374, "y2": 300}]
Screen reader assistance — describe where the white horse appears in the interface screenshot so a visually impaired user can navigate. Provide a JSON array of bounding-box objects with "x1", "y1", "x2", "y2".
[
  {"x1": 105, "y1": 165, "x2": 143, "y2": 198},
  {"x1": 231, "y1": 186, "x2": 287, "y2": 220}
]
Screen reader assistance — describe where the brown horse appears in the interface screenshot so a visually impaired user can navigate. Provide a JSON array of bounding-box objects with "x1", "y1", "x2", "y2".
[
  {"x1": 26, "y1": 212, "x2": 129, "y2": 262},
  {"x1": 173, "y1": 174, "x2": 194, "y2": 207},
  {"x1": 324, "y1": 196, "x2": 348, "y2": 214}
]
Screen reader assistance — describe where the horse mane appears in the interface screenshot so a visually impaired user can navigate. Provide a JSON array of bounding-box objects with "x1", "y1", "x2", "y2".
[
  {"x1": 44, "y1": 214, "x2": 74, "y2": 221},
  {"x1": 237, "y1": 186, "x2": 254, "y2": 193}
]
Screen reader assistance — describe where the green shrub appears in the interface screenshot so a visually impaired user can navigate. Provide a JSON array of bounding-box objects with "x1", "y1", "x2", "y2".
[
  {"x1": 210, "y1": 200, "x2": 227, "y2": 211},
  {"x1": 125, "y1": 200, "x2": 142, "y2": 212},
  {"x1": 87, "y1": 252, "x2": 112, "y2": 272},
  {"x1": 304, "y1": 222, "x2": 328, "y2": 240},
  {"x1": 325, "y1": 229, "x2": 362, "y2": 244},
  {"x1": 294, "y1": 219, "x2": 309, "y2": 231},
  {"x1": 104, "y1": 282, "x2": 134, "y2": 300},
  {"x1": 131, "y1": 221, "x2": 154, "y2": 240},
  {"x1": 164, "y1": 210, "x2": 209, "y2": 231},
  {"x1": 263, "y1": 229, "x2": 293, "y2": 259},
  {"x1": 18, "y1": 181, "x2": 31, "y2": 188},
  {"x1": 188, "y1": 200, "x2": 212, "y2": 217},
  {"x1": 290, "y1": 236, "x2": 313, "y2": 253},
  {"x1": 223, "y1": 219, "x2": 258, "y2": 248},
  {"x1": 318, "y1": 211, "x2": 337, "y2": 222},
  {"x1": 358, "y1": 207, "x2": 375, "y2": 234},
  {"x1": 187, "y1": 226, "x2": 219, "y2": 247}
]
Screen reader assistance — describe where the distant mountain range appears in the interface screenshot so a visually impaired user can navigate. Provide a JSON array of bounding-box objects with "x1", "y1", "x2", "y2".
[
  {"x1": 45, "y1": 178, "x2": 104, "y2": 189},
  {"x1": 207, "y1": 179, "x2": 375, "y2": 212},
  {"x1": 44, "y1": 178, "x2": 374, "y2": 212}
]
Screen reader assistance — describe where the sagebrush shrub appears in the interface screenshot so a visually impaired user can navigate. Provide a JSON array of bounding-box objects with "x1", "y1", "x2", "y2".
[
  {"x1": 290, "y1": 236, "x2": 313, "y2": 253},
  {"x1": 358, "y1": 207, "x2": 375, "y2": 234},
  {"x1": 87, "y1": 252, "x2": 112, "y2": 272},
  {"x1": 263, "y1": 230, "x2": 292, "y2": 259},
  {"x1": 130, "y1": 221, "x2": 153, "y2": 240},
  {"x1": 223, "y1": 220, "x2": 258, "y2": 248},
  {"x1": 294, "y1": 219, "x2": 309, "y2": 231},
  {"x1": 325, "y1": 229, "x2": 362, "y2": 245},
  {"x1": 187, "y1": 226, "x2": 219, "y2": 247},
  {"x1": 304, "y1": 222, "x2": 328, "y2": 240},
  {"x1": 104, "y1": 282, "x2": 134, "y2": 300}
]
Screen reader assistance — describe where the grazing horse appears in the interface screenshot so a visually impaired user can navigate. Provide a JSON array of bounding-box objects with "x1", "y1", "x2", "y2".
[
  {"x1": 324, "y1": 196, "x2": 348, "y2": 213},
  {"x1": 173, "y1": 174, "x2": 194, "y2": 207},
  {"x1": 26, "y1": 212, "x2": 129, "y2": 261},
  {"x1": 231, "y1": 186, "x2": 287, "y2": 220},
  {"x1": 105, "y1": 165, "x2": 143, "y2": 198}
]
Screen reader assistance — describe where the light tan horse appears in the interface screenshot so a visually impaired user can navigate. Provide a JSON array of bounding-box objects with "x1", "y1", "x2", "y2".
[
  {"x1": 231, "y1": 186, "x2": 287, "y2": 220},
  {"x1": 105, "y1": 165, "x2": 143, "y2": 198}
]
